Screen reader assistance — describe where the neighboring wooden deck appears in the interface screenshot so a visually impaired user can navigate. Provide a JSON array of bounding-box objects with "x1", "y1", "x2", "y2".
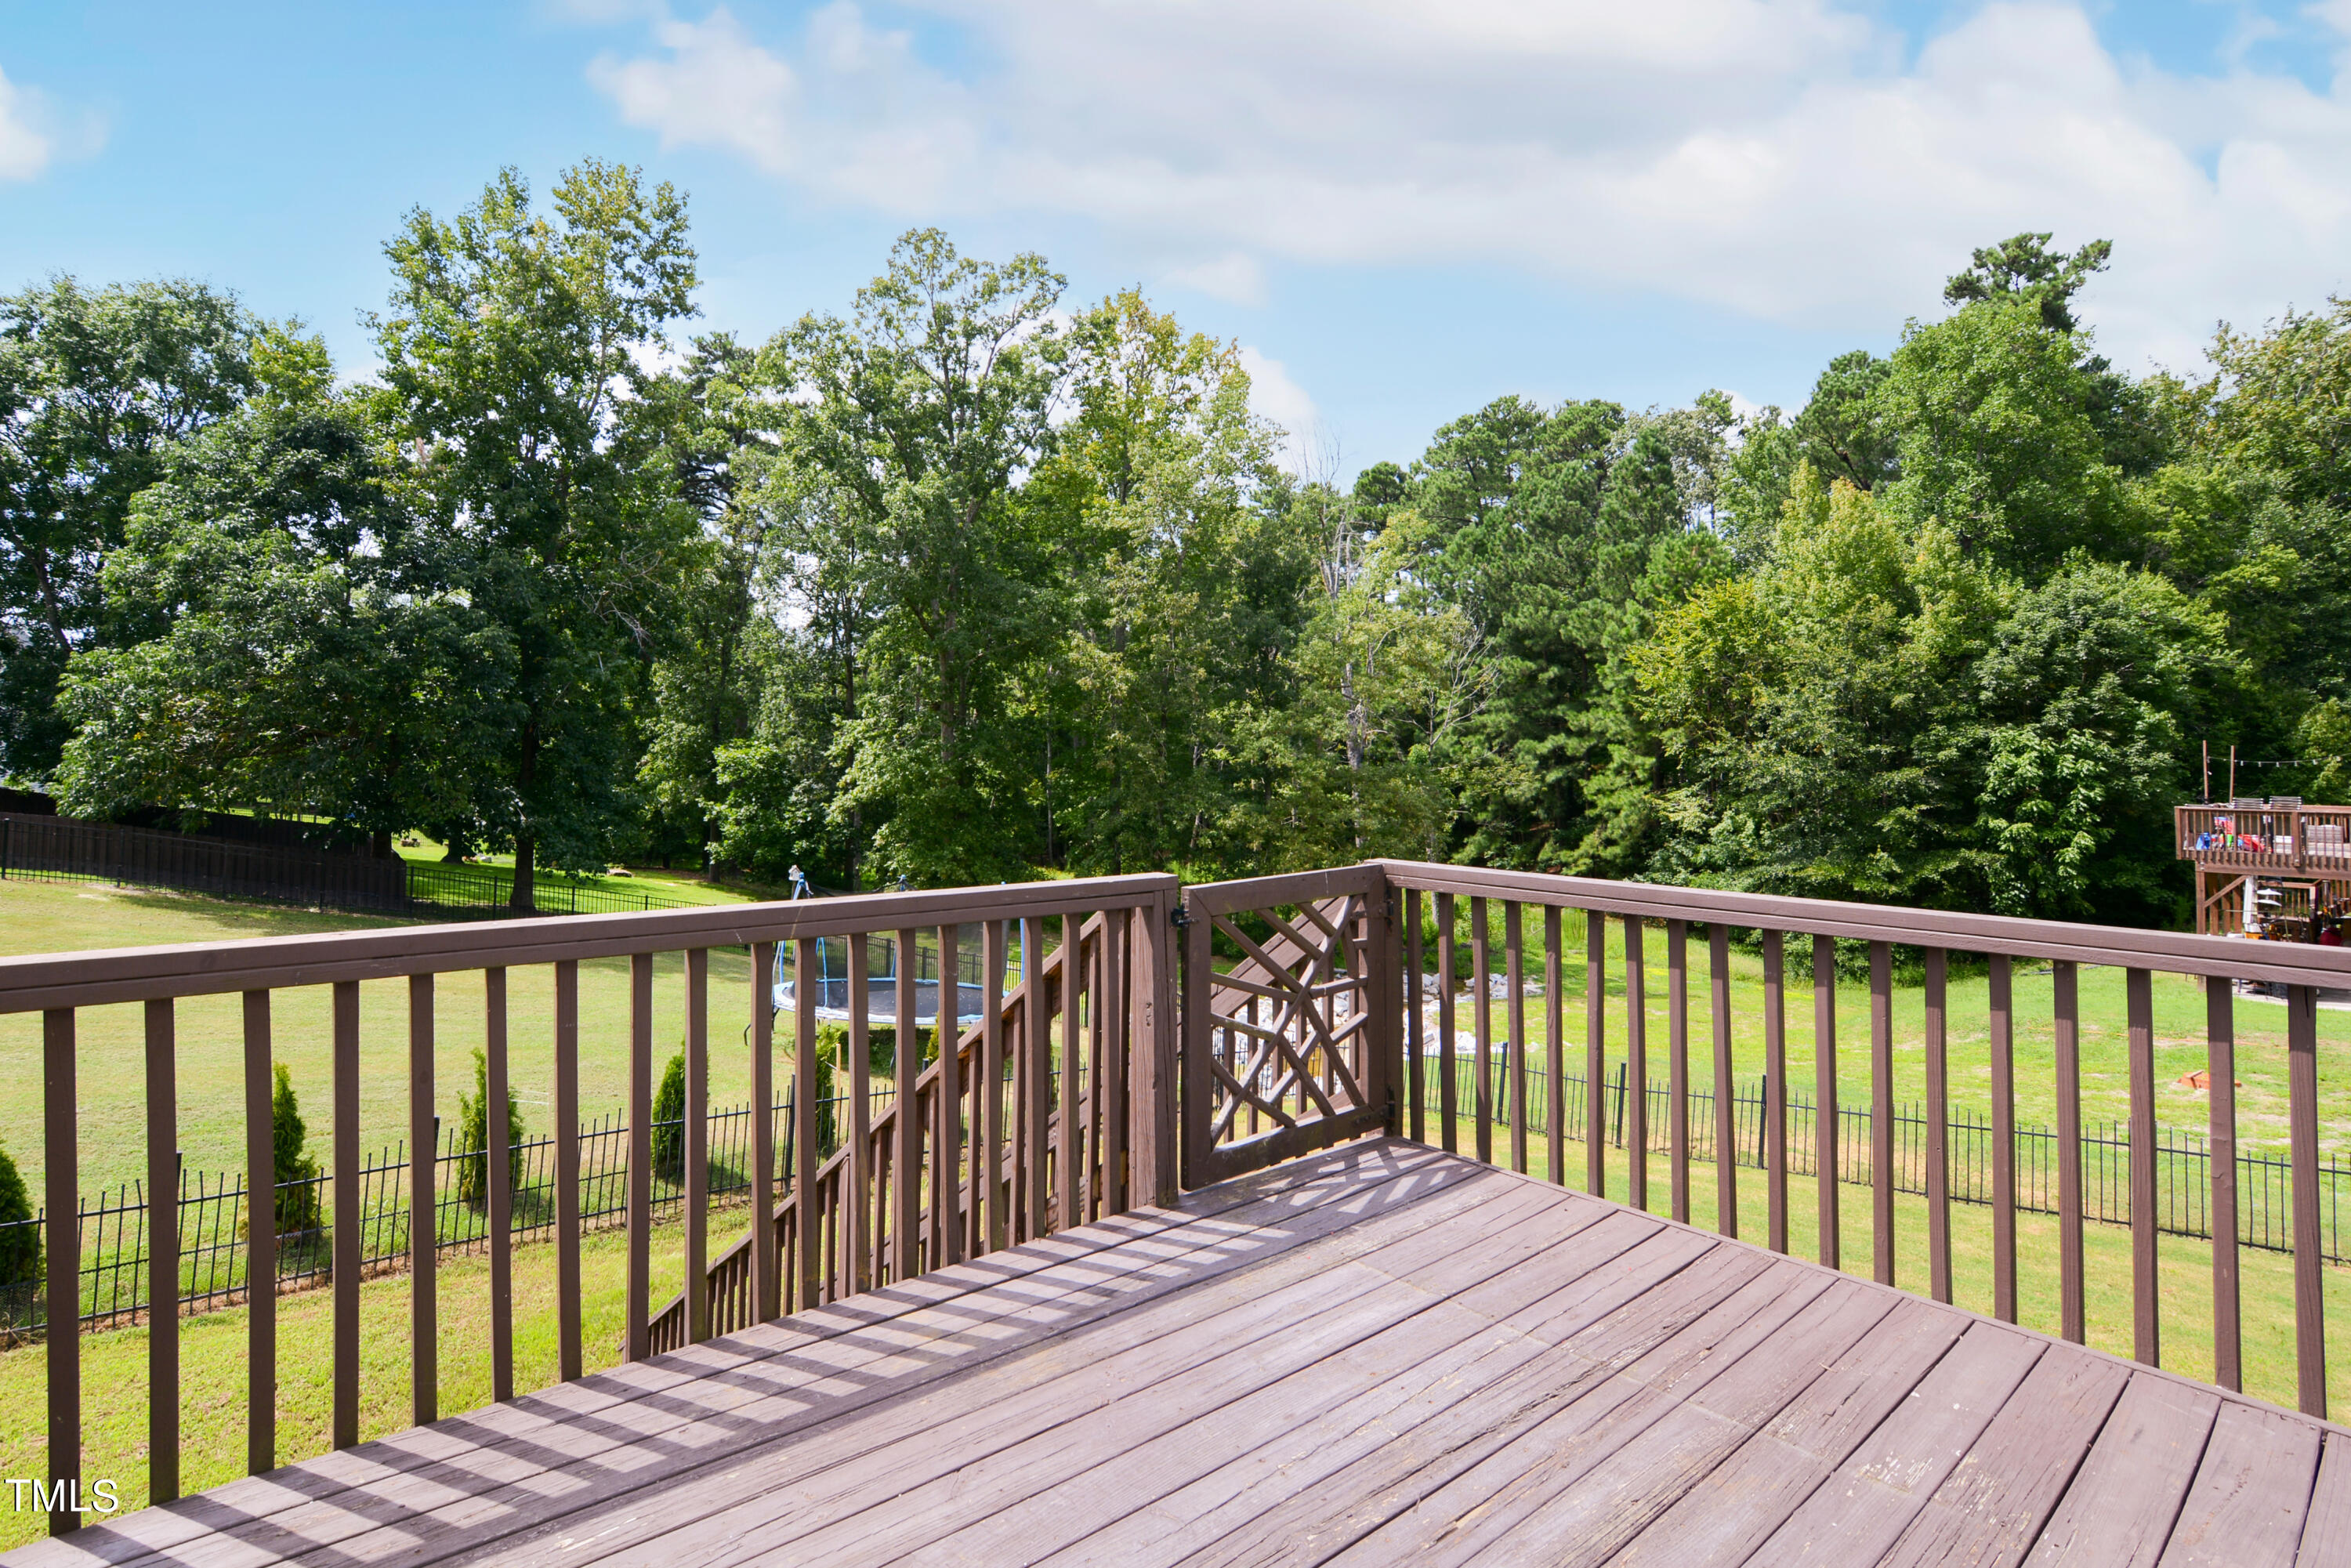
[{"x1": 11, "y1": 1139, "x2": 2347, "y2": 1568}]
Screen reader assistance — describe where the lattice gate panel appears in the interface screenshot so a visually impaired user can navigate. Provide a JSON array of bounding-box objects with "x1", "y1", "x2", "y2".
[{"x1": 1181, "y1": 867, "x2": 1397, "y2": 1186}]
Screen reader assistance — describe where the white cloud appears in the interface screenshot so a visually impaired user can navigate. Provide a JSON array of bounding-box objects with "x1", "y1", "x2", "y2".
[
  {"x1": 0, "y1": 65, "x2": 56, "y2": 181},
  {"x1": 578, "y1": 1, "x2": 2351, "y2": 373},
  {"x1": 1237, "y1": 343, "x2": 1320, "y2": 472},
  {"x1": 1163, "y1": 252, "x2": 1268, "y2": 308}
]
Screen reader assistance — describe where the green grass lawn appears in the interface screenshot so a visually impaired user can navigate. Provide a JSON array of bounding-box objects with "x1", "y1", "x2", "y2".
[
  {"x1": 0, "y1": 878, "x2": 776, "y2": 1195},
  {"x1": 1424, "y1": 905, "x2": 2351, "y2": 1160},
  {"x1": 8, "y1": 882, "x2": 2349, "y2": 1199},
  {"x1": 395, "y1": 835, "x2": 775, "y2": 910},
  {"x1": 0, "y1": 1214, "x2": 718, "y2": 1552}
]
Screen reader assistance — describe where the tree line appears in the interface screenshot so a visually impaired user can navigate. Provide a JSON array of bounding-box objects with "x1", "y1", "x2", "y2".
[{"x1": 4, "y1": 163, "x2": 2346, "y2": 924}]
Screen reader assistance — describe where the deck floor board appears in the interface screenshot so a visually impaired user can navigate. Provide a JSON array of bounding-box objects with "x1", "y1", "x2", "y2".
[{"x1": 7, "y1": 1139, "x2": 2342, "y2": 1568}]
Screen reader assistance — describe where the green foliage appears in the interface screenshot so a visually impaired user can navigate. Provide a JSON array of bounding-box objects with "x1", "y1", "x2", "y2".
[
  {"x1": 271, "y1": 1062, "x2": 321, "y2": 1236},
  {"x1": 31, "y1": 207, "x2": 2351, "y2": 935},
  {"x1": 652, "y1": 1050, "x2": 685, "y2": 1184},
  {"x1": 1941, "y1": 231, "x2": 2113, "y2": 333},
  {"x1": 369, "y1": 160, "x2": 700, "y2": 905},
  {"x1": 0, "y1": 1136, "x2": 35, "y2": 1289},
  {"x1": 455, "y1": 1047, "x2": 526, "y2": 1211},
  {"x1": 0, "y1": 277, "x2": 266, "y2": 779}
]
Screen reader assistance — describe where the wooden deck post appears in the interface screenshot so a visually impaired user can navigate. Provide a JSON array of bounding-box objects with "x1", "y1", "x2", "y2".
[{"x1": 45, "y1": 1008, "x2": 78, "y2": 1537}]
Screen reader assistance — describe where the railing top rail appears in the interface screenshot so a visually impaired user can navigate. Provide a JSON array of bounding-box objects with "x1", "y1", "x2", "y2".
[
  {"x1": 1372, "y1": 858, "x2": 2351, "y2": 987},
  {"x1": 1183, "y1": 864, "x2": 1383, "y2": 918},
  {"x1": 0, "y1": 873, "x2": 1176, "y2": 1014}
]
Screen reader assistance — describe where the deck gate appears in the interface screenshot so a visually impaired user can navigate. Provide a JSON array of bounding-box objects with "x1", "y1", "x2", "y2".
[{"x1": 1179, "y1": 866, "x2": 1400, "y2": 1186}]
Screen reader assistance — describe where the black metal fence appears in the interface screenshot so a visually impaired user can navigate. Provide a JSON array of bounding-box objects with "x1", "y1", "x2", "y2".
[
  {"x1": 402, "y1": 860, "x2": 704, "y2": 916},
  {"x1": 0, "y1": 1085, "x2": 891, "y2": 1337},
  {"x1": 1417, "y1": 1055, "x2": 2351, "y2": 1264}
]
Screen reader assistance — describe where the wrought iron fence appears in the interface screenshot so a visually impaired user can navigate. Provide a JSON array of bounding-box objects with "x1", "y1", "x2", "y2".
[
  {"x1": 1417, "y1": 1054, "x2": 2351, "y2": 1263},
  {"x1": 0, "y1": 1085, "x2": 892, "y2": 1336}
]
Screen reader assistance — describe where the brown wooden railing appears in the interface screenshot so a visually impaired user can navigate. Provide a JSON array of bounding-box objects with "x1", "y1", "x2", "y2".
[
  {"x1": 643, "y1": 905, "x2": 1166, "y2": 1349},
  {"x1": 1179, "y1": 860, "x2": 2351, "y2": 1429},
  {"x1": 0, "y1": 875, "x2": 1176, "y2": 1538},
  {"x1": 16, "y1": 855, "x2": 2351, "y2": 1539}
]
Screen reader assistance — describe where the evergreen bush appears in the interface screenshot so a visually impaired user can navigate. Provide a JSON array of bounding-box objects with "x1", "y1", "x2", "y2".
[{"x1": 455, "y1": 1046, "x2": 526, "y2": 1210}]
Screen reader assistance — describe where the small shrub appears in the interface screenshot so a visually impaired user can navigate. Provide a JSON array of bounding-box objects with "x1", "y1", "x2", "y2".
[
  {"x1": 652, "y1": 1050, "x2": 686, "y2": 1183},
  {"x1": 0, "y1": 1135, "x2": 37, "y2": 1294},
  {"x1": 455, "y1": 1046, "x2": 527, "y2": 1210},
  {"x1": 271, "y1": 1062, "x2": 321, "y2": 1236}
]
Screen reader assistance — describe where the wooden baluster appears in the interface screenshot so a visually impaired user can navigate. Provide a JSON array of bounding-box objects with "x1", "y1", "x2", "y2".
[
  {"x1": 1585, "y1": 911, "x2": 1606, "y2": 1195},
  {"x1": 1668, "y1": 919, "x2": 1690, "y2": 1225},
  {"x1": 980, "y1": 923, "x2": 1005, "y2": 1251},
  {"x1": 846, "y1": 934, "x2": 872, "y2": 1288},
  {"x1": 751, "y1": 942, "x2": 778, "y2": 1320},
  {"x1": 1470, "y1": 896, "x2": 1493, "y2": 1164},
  {"x1": 242, "y1": 989, "x2": 276, "y2": 1472},
  {"x1": 1626, "y1": 917, "x2": 1647, "y2": 1212},
  {"x1": 44, "y1": 1008, "x2": 78, "y2": 1537},
  {"x1": 622, "y1": 956, "x2": 655, "y2": 1356},
  {"x1": 1437, "y1": 893, "x2": 1458, "y2": 1155},
  {"x1": 486, "y1": 969, "x2": 513, "y2": 1400},
  {"x1": 1058, "y1": 917, "x2": 1081, "y2": 1233},
  {"x1": 332, "y1": 980, "x2": 360, "y2": 1446},
  {"x1": 409, "y1": 974, "x2": 437, "y2": 1424},
  {"x1": 940, "y1": 924, "x2": 965, "y2": 1263},
  {"x1": 554, "y1": 960, "x2": 582, "y2": 1379},
  {"x1": 1018, "y1": 918, "x2": 1043, "y2": 1237},
  {"x1": 1924, "y1": 950, "x2": 1951, "y2": 1304},
  {"x1": 1407, "y1": 889, "x2": 1425, "y2": 1146},
  {"x1": 686, "y1": 949, "x2": 710, "y2": 1339},
  {"x1": 2208, "y1": 971, "x2": 2240, "y2": 1391},
  {"x1": 1545, "y1": 907, "x2": 1565, "y2": 1186},
  {"x1": 1710, "y1": 926, "x2": 1736, "y2": 1239},
  {"x1": 1989, "y1": 954, "x2": 2016, "y2": 1324},
  {"x1": 1141, "y1": 887, "x2": 1179, "y2": 1208},
  {"x1": 1813, "y1": 936, "x2": 1838, "y2": 1272},
  {"x1": 1103, "y1": 911, "x2": 1128, "y2": 1217},
  {"x1": 2127, "y1": 966, "x2": 2157, "y2": 1367},
  {"x1": 895, "y1": 928, "x2": 922, "y2": 1278},
  {"x1": 1505, "y1": 903, "x2": 1528, "y2": 1175},
  {"x1": 146, "y1": 998, "x2": 179, "y2": 1502},
  {"x1": 2054, "y1": 959, "x2": 2085, "y2": 1344},
  {"x1": 2289, "y1": 982, "x2": 2326, "y2": 1418},
  {"x1": 1870, "y1": 941, "x2": 1893, "y2": 1287},
  {"x1": 1765, "y1": 932, "x2": 1787, "y2": 1254},
  {"x1": 799, "y1": 937, "x2": 824, "y2": 1307}
]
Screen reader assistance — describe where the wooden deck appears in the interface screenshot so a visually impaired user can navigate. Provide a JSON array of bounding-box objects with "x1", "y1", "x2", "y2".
[{"x1": 11, "y1": 1139, "x2": 2348, "y2": 1568}]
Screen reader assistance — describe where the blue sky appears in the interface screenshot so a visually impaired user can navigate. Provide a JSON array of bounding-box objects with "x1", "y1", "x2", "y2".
[{"x1": 5, "y1": 0, "x2": 2351, "y2": 473}]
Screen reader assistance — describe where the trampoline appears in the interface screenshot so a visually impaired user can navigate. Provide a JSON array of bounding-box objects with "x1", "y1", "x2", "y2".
[{"x1": 770, "y1": 872, "x2": 988, "y2": 1028}]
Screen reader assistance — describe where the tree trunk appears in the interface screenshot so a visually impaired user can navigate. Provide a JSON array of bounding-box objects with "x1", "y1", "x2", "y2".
[{"x1": 511, "y1": 833, "x2": 538, "y2": 912}]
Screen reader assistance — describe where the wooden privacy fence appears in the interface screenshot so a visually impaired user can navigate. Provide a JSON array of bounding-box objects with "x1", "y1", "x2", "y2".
[
  {"x1": 1182, "y1": 859, "x2": 2351, "y2": 1437},
  {"x1": 0, "y1": 812, "x2": 408, "y2": 911},
  {"x1": 0, "y1": 875, "x2": 1177, "y2": 1538},
  {"x1": 0, "y1": 810, "x2": 707, "y2": 917}
]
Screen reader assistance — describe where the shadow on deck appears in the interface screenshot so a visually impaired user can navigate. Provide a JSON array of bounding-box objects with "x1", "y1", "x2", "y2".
[{"x1": 9, "y1": 1139, "x2": 2348, "y2": 1567}]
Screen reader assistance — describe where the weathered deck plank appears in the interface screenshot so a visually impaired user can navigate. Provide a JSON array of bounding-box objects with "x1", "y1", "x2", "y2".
[
  {"x1": 5, "y1": 1139, "x2": 2340, "y2": 1568},
  {"x1": 2027, "y1": 1372, "x2": 2222, "y2": 1568}
]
